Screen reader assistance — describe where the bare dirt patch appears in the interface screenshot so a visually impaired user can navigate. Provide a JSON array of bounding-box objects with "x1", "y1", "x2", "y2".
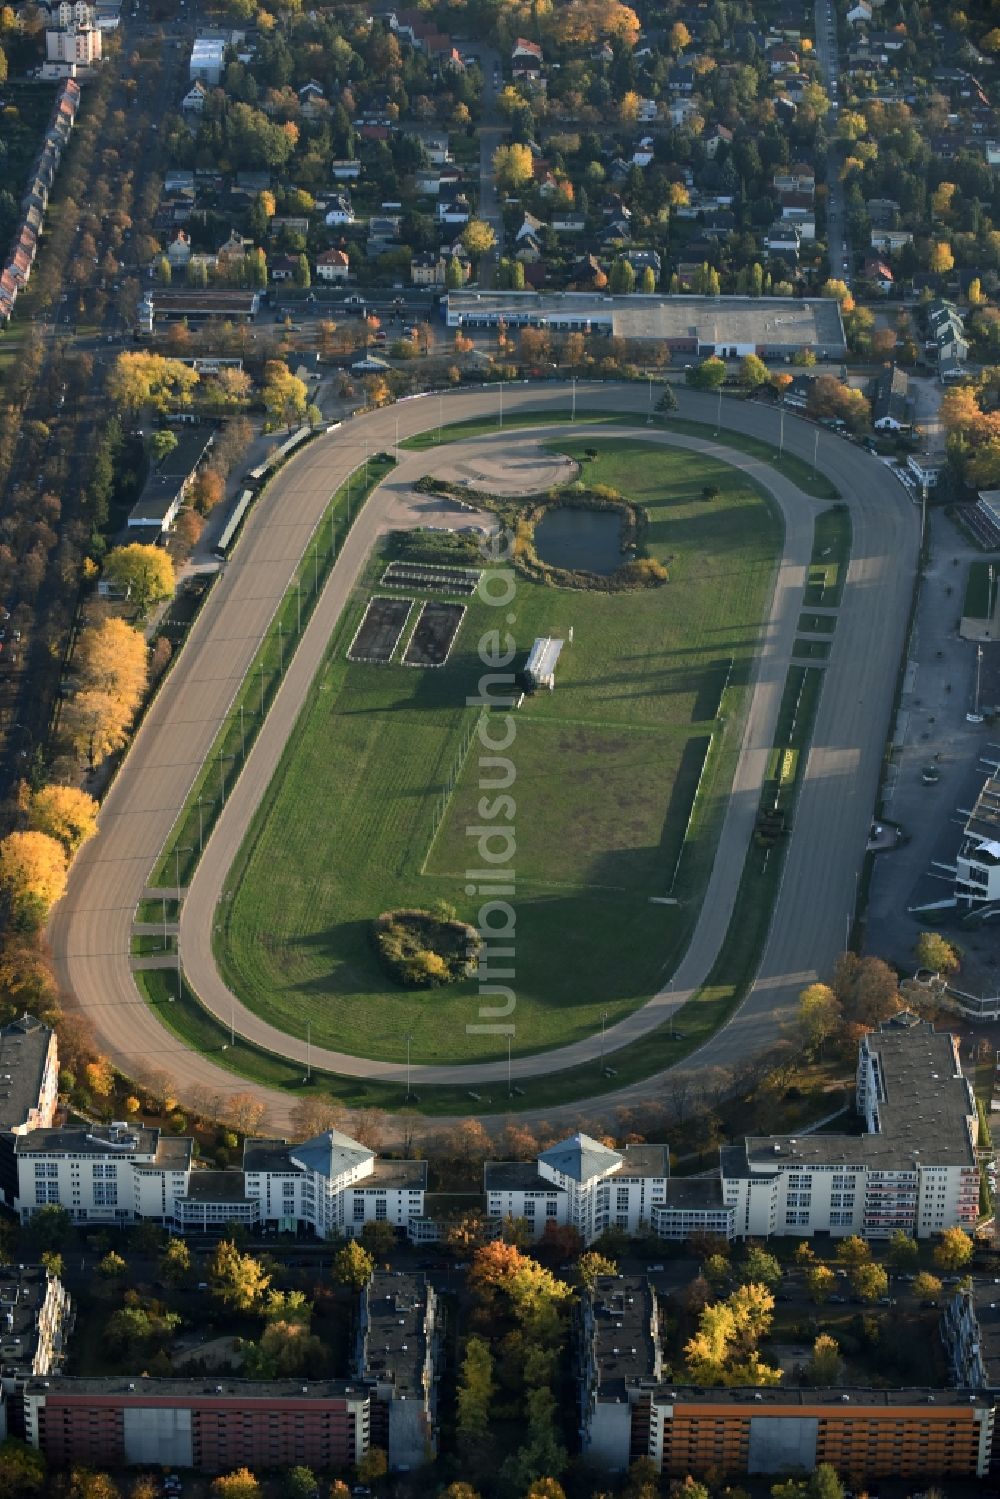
[{"x1": 430, "y1": 440, "x2": 579, "y2": 497}]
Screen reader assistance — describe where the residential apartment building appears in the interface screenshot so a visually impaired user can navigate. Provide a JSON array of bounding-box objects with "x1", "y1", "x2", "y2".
[
  {"x1": 241, "y1": 1131, "x2": 427, "y2": 1241},
  {"x1": 24, "y1": 1378, "x2": 371, "y2": 1470},
  {"x1": 1, "y1": 1265, "x2": 72, "y2": 1438},
  {"x1": 485, "y1": 1134, "x2": 669, "y2": 1243},
  {"x1": 44, "y1": 20, "x2": 102, "y2": 65},
  {"x1": 721, "y1": 1015, "x2": 979, "y2": 1240},
  {"x1": 648, "y1": 1388, "x2": 994, "y2": 1480},
  {"x1": 355, "y1": 1272, "x2": 438, "y2": 1469},
  {"x1": 0, "y1": 1015, "x2": 58, "y2": 1206},
  {"x1": 15, "y1": 1122, "x2": 193, "y2": 1226},
  {"x1": 579, "y1": 1275, "x2": 662, "y2": 1469}
]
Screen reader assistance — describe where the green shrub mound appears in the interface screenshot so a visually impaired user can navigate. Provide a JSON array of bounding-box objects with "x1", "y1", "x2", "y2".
[{"x1": 373, "y1": 908, "x2": 481, "y2": 988}]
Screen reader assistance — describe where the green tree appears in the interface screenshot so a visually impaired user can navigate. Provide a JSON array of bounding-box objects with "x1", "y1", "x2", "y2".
[
  {"x1": 284, "y1": 1472, "x2": 316, "y2": 1499},
  {"x1": 805, "y1": 1264, "x2": 835, "y2": 1304},
  {"x1": 104, "y1": 543, "x2": 175, "y2": 616},
  {"x1": 40, "y1": 1250, "x2": 63, "y2": 1278},
  {"x1": 445, "y1": 256, "x2": 465, "y2": 290},
  {"x1": 24, "y1": 1205, "x2": 70, "y2": 1252},
  {"x1": 887, "y1": 1229, "x2": 919, "y2": 1270},
  {"x1": 332, "y1": 1240, "x2": 374, "y2": 1290},
  {"x1": 915, "y1": 931, "x2": 960, "y2": 975},
  {"x1": 609, "y1": 257, "x2": 636, "y2": 295},
  {"x1": 933, "y1": 1226, "x2": 973, "y2": 1272},
  {"x1": 461, "y1": 219, "x2": 496, "y2": 257},
  {"x1": 686, "y1": 356, "x2": 727, "y2": 390},
  {"x1": 159, "y1": 1237, "x2": 191, "y2": 1286},
  {"x1": 360, "y1": 1220, "x2": 396, "y2": 1258},
  {"x1": 576, "y1": 1250, "x2": 617, "y2": 1289},
  {"x1": 208, "y1": 1239, "x2": 271, "y2": 1310},
  {"x1": 808, "y1": 1466, "x2": 844, "y2": 1499},
  {"x1": 294, "y1": 254, "x2": 310, "y2": 289},
  {"x1": 739, "y1": 1246, "x2": 782, "y2": 1288},
  {"x1": 835, "y1": 1235, "x2": 871, "y2": 1268},
  {"x1": 156, "y1": 256, "x2": 171, "y2": 285},
  {"x1": 798, "y1": 982, "x2": 841, "y2": 1055},
  {"x1": 739, "y1": 353, "x2": 769, "y2": 389},
  {"x1": 150, "y1": 429, "x2": 179, "y2": 464},
  {"x1": 913, "y1": 1270, "x2": 944, "y2": 1301},
  {"x1": 99, "y1": 1250, "x2": 127, "y2": 1277},
  {"x1": 849, "y1": 1261, "x2": 888, "y2": 1303},
  {"x1": 355, "y1": 1450, "x2": 387, "y2": 1487},
  {"x1": 0, "y1": 1438, "x2": 45, "y2": 1499},
  {"x1": 211, "y1": 1472, "x2": 260, "y2": 1499},
  {"x1": 456, "y1": 1335, "x2": 494, "y2": 1439},
  {"x1": 807, "y1": 1334, "x2": 842, "y2": 1386}
]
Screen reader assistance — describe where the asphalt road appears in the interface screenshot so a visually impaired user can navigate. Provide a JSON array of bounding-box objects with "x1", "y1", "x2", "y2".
[{"x1": 48, "y1": 385, "x2": 918, "y2": 1133}]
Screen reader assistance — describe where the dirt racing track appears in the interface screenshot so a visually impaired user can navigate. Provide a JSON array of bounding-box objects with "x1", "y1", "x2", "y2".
[{"x1": 48, "y1": 385, "x2": 919, "y2": 1136}]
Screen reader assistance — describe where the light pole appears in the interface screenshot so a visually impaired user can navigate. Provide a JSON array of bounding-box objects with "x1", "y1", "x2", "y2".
[
  {"x1": 296, "y1": 578, "x2": 302, "y2": 635},
  {"x1": 600, "y1": 1009, "x2": 608, "y2": 1071},
  {"x1": 197, "y1": 796, "x2": 208, "y2": 854},
  {"x1": 260, "y1": 658, "x2": 266, "y2": 715},
  {"x1": 277, "y1": 620, "x2": 284, "y2": 674},
  {"x1": 507, "y1": 1034, "x2": 512, "y2": 1096},
  {"x1": 313, "y1": 543, "x2": 319, "y2": 594},
  {"x1": 305, "y1": 1020, "x2": 312, "y2": 1084},
  {"x1": 405, "y1": 1031, "x2": 413, "y2": 1100},
  {"x1": 238, "y1": 702, "x2": 247, "y2": 760},
  {"x1": 571, "y1": 376, "x2": 577, "y2": 423},
  {"x1": 715, "y1": 384, "x2": 722, "y2": 437},
  {"x1": 647, "y1": 373, "x2": 654, "y2": 422},
  {"x1": 438, "y1": 389, "x2": 443, "y2": 441},
  {"x1": 778, "y1": 402, "x2": 785, "y2": 460},
  {"x1": 395, "y1": 411, "x2": 399, "y2": 451},
  {"x1": 498, "y1": 377, "x2": 504, "y2": 430},
  {"x1": 813, "y1": 427, "x2": 819, "y2": 477},
  {"x1": 218, "y1": 751, "x2": 235, "y2": 801}
]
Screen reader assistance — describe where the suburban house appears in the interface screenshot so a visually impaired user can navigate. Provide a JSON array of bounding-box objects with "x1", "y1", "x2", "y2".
[
  {"x1": 869, "y1": 364, "x2": 910, "y2": 430},
  {"x1": 323, "y1": 193, "x2": 355, "y2": 226},
  {"x1": 315, "y1": 247, "x2": 349, "y2": 282},
  {"x1": 410, "y1": 251, "x2": 447, "y2": 286}
]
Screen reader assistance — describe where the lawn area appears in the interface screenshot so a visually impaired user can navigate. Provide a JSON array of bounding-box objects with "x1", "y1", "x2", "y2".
[
  {"x1": 964, "y1": 558, "x2": 1000, "y2": 620},
  {"x1": 213, "y1": 439, "x2": 782, "y2": 1067},
  {"x1": 804, "y1": 504, "x2": 852, "y2": 606},
  {"x1": 661, "y1": 414, "x2": 840, "y2": 500}
]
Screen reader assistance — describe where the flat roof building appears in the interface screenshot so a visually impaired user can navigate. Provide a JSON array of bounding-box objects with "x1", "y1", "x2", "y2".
[
  {"x1": 24, "y1": 1377, "x2": 371, "y2": 1470},
  {"x1": 443, "y1": 292, "x2": 846, "y2": 359},
  {"x1": 0, "y1": 1015, "x2": 58, "y2": 1206},
  {"x1": 580, "y1": 1275, "x2": 661, "y2": 1469},
  {"x1": 956, "y1": 773, "x2": 1000, "y2": 908},
  {"x1": 721, "y1": 1014, "x2": 979, "y2": 1240},
  {"x1": 189, "y1": 36, "x2": 225, "y2": 85},
  {"x1": 126, "y1": 426, "x2": 213, "y2": 534},
  {"x1": 0, "y1": 1265, "x2": 72, "y2": 1437},
  {"x1": 356, "y1": 1271, "x2": 439, "y2": 1469}
]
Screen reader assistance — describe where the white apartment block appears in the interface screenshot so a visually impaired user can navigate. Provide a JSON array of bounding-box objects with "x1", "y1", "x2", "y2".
[
  {"x1": 721, "y1": 1014, "x2": 980, "y2": 1241},
  {"x1": 485, "y1": 1134, "x2": 669, "y2": 1242},
  {"x1": 45, "y1": 22, "x2": 102, "y2": 64},
  {"x1": 15, "y1": 1123, "x2": 192, "y2": 1226},
  {"x1": 16, "y1": 1124, "x2": 427, "y2": 1242},
  {"x1": 240, "y1": 1131, "x2": 427, "y2": 1241}
]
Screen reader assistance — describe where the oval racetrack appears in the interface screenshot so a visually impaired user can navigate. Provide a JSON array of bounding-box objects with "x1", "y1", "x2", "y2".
[{"x1": 48, "y1": 384, "x2": 918, "y2": 1133}]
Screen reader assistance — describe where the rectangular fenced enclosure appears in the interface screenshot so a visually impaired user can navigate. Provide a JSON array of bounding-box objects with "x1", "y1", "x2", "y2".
[
  {"x1": 347, "y1": 596, "x2": 413, "y2": 663},
  {"x1": 402, "y1": 601, "x2": 467, "y2": 667},
  {"x1": 382, "y1": 561, "x2": 483, "y2": 595}
]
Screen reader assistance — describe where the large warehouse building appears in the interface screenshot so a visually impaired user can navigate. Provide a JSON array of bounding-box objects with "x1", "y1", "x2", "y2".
[{"x1": 443, "y1": 292, "x2": 846, "y2": 360}]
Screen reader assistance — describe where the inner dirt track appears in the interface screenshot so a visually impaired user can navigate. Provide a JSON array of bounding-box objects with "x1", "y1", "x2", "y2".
[{"x1": 48, "y1": 385, "x2": 918, "y2": 1137}]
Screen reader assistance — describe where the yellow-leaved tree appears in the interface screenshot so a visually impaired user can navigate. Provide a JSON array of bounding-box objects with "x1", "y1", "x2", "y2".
[
  {"x1": 65, "y1": 618, "x2": 148, "y2": 768},
  {"x1": 0, "y1": 830, "x2": 68, "y2": 925},
  {"x1": 107, "y1": 351, "x2": 201, "y2": 413},
  {"x1": 104, "y1": 543, "x2": 175, "y2": 617},
  {"x1": 28, "y1": 784, "x2": 99, "y2": 855}
]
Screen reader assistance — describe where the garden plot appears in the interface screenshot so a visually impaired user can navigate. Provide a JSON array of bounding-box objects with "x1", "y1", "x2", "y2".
[
  {"x1": 347, "y1": 596, "x2": 413, "y2": 664},
  {"x1": 403, "y1": 601, "x2": 466, "y2": 667},
  {"x1": 382, "y1": 561, "x2": 482, "y2": 596}
]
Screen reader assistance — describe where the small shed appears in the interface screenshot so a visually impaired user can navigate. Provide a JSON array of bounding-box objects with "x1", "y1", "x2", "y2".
[{"x1": 525, "y1": 637, "x2": 564, "y2": 690}]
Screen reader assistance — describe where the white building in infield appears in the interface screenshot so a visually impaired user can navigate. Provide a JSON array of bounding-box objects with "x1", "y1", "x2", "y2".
[{"x1": 720, "y1": 1014, "x2": 980, "y2": 1240}]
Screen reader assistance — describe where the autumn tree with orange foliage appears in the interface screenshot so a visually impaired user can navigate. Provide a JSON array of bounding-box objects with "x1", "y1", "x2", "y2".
[{"x1": 0, "y1": 830, "x2": 68, "y2": 926}]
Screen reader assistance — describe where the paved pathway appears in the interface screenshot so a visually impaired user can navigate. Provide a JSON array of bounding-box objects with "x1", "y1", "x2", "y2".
[{"x1": 47, "y1": 385, "x2": 918, "y2": 1134}]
